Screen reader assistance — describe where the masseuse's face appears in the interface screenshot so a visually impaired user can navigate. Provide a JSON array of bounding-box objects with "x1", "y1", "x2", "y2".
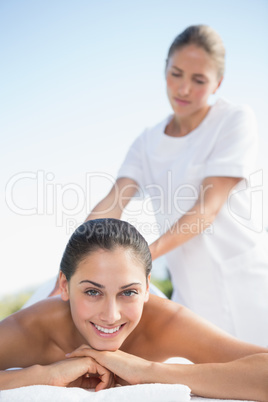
[
  {"x1": 165, "y1": 44, "x2": 222, "y2": 118},
  {"x1": 60, "y1": 247, "x2": 150, "y2": 351}
]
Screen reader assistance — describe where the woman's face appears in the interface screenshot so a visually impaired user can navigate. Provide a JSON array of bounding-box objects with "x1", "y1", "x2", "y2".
[
  {"x1": 165, "y1": 44, "x2": 222, "y2": 118},
  {"x1": 60, "y1": 247, "x2": 150, "y2": 351}
]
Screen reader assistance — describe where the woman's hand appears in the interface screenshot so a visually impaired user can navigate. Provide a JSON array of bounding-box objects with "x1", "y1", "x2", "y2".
[
  {"x1": 66, "y1": 345, "x2": 154, "y2": 386},
  {"x1": 45, "y1": 356, "x2": 114, "y2": 391}
]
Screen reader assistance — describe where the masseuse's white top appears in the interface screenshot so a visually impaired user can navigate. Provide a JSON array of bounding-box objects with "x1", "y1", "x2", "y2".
[{"x1": 118, "y1": 98, "x2": 268, "y2": 346}]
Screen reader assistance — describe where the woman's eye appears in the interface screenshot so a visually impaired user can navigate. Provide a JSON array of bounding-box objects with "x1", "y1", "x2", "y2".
[
  {"x1": 86, "y1": 289, "x2": 100, "y2": 297},
  {"x1": 122, "y1": 290, "x2": 138, "y2": 297},
  {"x1": 171, "y1": 73, "x2": 181, "y2": 77},
  {"x1": 195, "y1": 79, "x2": 205, "y2": 84}
]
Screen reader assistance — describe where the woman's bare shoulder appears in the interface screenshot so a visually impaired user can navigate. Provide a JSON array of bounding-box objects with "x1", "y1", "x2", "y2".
[
  {"x1": 0, "y1": 297, "x2": 70, "y2": 369},
  {"x1": 4, "y1": 296, "x2": 69, "y2": 332},
  {"x1": 138, "y1": 295, "x2": 267, "y2": 363},
  {"x1": 142, "y1": 294, "x2": 183, "y2": 327},
  {"x1": 23, "y1": 296, "x2": 69, "y2": 320}
]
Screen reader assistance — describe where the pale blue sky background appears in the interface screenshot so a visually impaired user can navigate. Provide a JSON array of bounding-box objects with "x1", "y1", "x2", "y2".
[{"x1": 1, "y1": 0, "x2": 268, "y2": 297}]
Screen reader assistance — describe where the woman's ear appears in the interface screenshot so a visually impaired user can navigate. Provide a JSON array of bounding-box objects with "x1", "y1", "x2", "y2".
[
  {"x1": 213, "y1": 76, "x2": 223, "y2": 94},
  {"x1": 59, "y1": 271, "x2": 70, "y2": 301},
  {"x1": 144, "y1": 273, "x2": 151, "y2": 302}
]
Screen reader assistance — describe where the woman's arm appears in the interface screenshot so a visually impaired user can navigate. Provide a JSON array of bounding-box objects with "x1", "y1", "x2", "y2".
[
  {"x1": 85, "y1": 177, "x2": 139, "y2": 221},
  {"x1": 150, "y1": 176, "x2": 241, "y2": 260},
  {"x1": 0, "y1": 357, "x2": 114, "y2": 391},
  {"x1": 68, "y1": 346, "x2": 268, "y2": 401}
]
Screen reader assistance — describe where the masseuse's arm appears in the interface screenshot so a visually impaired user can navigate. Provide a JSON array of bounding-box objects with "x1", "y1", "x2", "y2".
[
  {"x1": 85, "y1": 177, "x2": 138, "y2": 221},
  {"x1": 68, "y1": 347, "x2": 268, "y2": 401},
  {"x1": 149, "y1": 176, "x2": 241, "y2": 260}
]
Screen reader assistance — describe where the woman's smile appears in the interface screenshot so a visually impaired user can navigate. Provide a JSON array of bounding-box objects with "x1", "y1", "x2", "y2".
[
  {"x1": 90, "y1": 322, "x2": 126, "y2": 338},
  {"x1": 60, "y1": 246, "x2": 150, "y2": 350}
]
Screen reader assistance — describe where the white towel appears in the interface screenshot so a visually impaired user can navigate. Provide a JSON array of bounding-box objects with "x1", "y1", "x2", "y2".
[
  {"x1": 0, "y1": 383, "x2": 191, "y2": 402},
  {"x1": 190, "y1": 396, "x2": 256, "y2": 402}
]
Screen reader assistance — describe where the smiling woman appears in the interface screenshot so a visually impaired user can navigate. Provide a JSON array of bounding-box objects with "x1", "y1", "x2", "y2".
[
  {"x1": 0, "y1": 219, "x2": 268, "y2": 401},
  {"x1": 64, "y1": 260, "x2": 145, "y2": 345},
  {"x1": 59, "y1": 219, "x2": 151, "y2": 351}
]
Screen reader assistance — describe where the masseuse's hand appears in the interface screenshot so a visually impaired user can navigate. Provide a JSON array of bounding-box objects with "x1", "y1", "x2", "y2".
[
  {"x1": 46, "y1": 356, "x2": 114, "y2": 390},
  {"x1": 67, "y1": 345, "x2": 153, "y2": 385}
]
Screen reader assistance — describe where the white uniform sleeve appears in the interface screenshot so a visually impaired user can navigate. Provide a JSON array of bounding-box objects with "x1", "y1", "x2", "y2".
[
  {"x1": 204, "y1": 105, "x2": 258, "y2": 179},
  {"x1": 117, "y1": 132, "x2": 145, "y2": 188}
]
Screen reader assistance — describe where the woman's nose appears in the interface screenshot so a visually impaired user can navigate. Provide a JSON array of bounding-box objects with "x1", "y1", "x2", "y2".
[
  {"x1": 100, "y1": 298, "x2": 121, "y2": 324},
  {"x1": 178, "y1": 80, "x2": 191, "y2": 96}
]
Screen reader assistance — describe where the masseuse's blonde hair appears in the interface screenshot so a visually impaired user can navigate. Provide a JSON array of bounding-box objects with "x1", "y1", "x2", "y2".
[{"x1": 166, "y1": 25, "x2": 225, "y2": 79}]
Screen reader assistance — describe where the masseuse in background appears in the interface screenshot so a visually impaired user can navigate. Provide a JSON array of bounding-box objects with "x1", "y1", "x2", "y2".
[{"x1": 85, "y1": 25, "x2": 268, "y2": 347}]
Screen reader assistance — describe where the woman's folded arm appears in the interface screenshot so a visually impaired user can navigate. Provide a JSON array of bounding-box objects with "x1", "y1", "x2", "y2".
[
  {"x1": 68, "y1": 346, "x2": 268, "y2": 402},
  {"x1": 151, "y1": 353, "x2": 268, "y2": 402},
  {"x1": 0, "y1": 365, "x2": 45, "y2": 390},
  {"x1": 0, "y1": 357, "x2": 114, "y2": 391}
]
